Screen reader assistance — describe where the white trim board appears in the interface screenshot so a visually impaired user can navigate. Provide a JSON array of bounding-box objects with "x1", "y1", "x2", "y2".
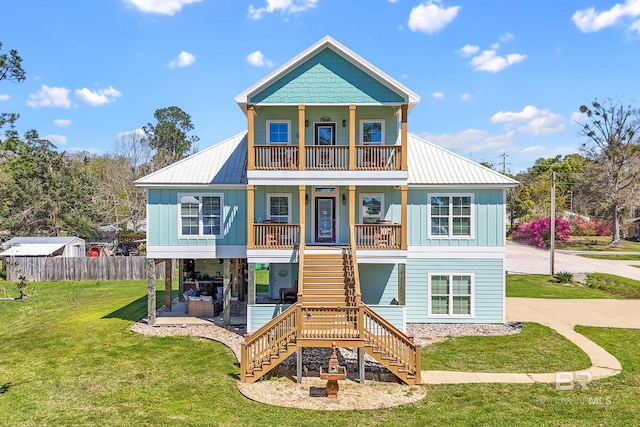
[
  {"x1": 408, "y1": 246, "x2": 505, "y2": 259},
  {"x1": 147, "y1": 245, "x2": 247, "y2": 259}
]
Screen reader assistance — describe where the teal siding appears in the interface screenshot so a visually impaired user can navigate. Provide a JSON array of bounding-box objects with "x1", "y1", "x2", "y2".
[
  {"x1": 358, "y1": 263, "x2": 398, "y2": 305},
  {"x1": 248, "y1": 304, "x2": 290, "y2": 334},
  {"x1": 368, "y1": 305, "x2": 405, "y2": 332},
  {"x1": 404, "y1": 258, "x2": 504, "y2": 324},
  {"x1": 408, "y1": 188, "x2": 505, "y2": 246},
  {"x1": 252, "y1": 105, "x2": 398, "y2": 147},
  {"x1": 250, "y1": 49, "x2": 404, "y2": 104},
  {"x1": 254, "y1": 185, "x2": 302, "y2": 224},
  {"x1": 147, "y1": 188, "x2": 247, "y2": 246}
]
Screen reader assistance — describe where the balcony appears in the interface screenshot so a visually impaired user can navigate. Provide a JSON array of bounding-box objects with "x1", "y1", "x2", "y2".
[
  {"x1": 252, "y1": 222, "x2": 402, "y2": 250},
  {"x1": 253, "y1": 145, "x2": 401, "y2": 171}
]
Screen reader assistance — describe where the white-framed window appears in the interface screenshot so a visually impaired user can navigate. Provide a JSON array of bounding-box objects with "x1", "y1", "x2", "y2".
[
  {"x1": 360, "y1": 193, "x2": 384, "y2": 224},
  {"x1": 428, "y1": 193, "x2": 474, "y2": 238},
  {"x1": 178, "y1": 193, "x2": 224, "y2": 238},
  {"x1": 267, "y1": 193, "x2": 291, "y2": 224},
  {"x1": 360, "y1": 120, "x2": 385, "y2": 145},
  {"x1": 428, "y1": 273, "x2": 474, "y2": 317},
  {"x1": 267, "y1": 120, "x2": 291, "y2": 144}
]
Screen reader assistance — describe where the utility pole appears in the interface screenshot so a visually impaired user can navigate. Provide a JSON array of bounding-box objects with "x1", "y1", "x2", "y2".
[
  {"x1": 501, "y1": 153, "x2": 508, "y2": 174},
  {"x1": 550, "y1": 171, "x2": 556, "y2": 276}
]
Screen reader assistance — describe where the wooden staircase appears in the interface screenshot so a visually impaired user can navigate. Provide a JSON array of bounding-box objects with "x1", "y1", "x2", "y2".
[{"x1": 240, "y1": 227, "x2": 421, "y2": 385}]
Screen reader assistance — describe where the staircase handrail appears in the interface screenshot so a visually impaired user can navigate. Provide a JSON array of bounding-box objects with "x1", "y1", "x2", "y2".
[
  {"x1": 348, "y1": 225, "x2": 362, "y2": 304},
  {"x1": 240, "y1": 303, "x2": 298, "y2": 382},
  {"x1": 362, "y1": 305, "x2": 421, "y2": 382}
]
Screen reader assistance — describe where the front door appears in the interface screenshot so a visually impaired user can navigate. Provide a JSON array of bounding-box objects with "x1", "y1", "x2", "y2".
[
  {"x1": 315, "y1": 123, "x2": 336, "y2": 167},
  {"x1": 315, "y1": 197, "x2": 336, "y2": 243}
]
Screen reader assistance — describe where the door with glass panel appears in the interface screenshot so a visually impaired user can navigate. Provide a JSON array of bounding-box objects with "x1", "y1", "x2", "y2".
[
  {"x1": 314, "y1": 123, "x2": 336, "y2": 168},
  {"x1": 315, "y1": 197, "x2": 336, "y2": 243}
]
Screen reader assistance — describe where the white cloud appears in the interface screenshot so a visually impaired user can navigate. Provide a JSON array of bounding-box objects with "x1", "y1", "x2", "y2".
[
  {"x1": 491, "y1": 42, "x2": 500, "y2": 50},
  {"x1": 491, "y1": 105, "x2": 566, "y2": 135},
  {"x1": 168, "y1": 51, "x2": 196, "y2": 68},
  {"x1": 408, "y1": 1, "x2": 460, "y2": 34},
  {"x1": 458, "y1": 44, "x2": 479, "y2": 57},
  {"x1": 0, "y1": 94, "x2": 9, "y2": 101},
  {"x1": 421, "y1": 129, "x2": 517, "y2": 154},
  {"x1": 570, "y1": 111, "x2": 589, "y2": 124},
  {"x1": 116, "y1": 128, "x2": 146, "y2": 140},
  {"x1": 44, "y1": 134, "x2": 67, "y2": 146},
  {"x1": 246, "y1": 50, "x2": 274, "y2": 67},
  {"x1": 54, "y1": 119, "x2": 72, "y2": 127},
  {"x1": 124, "y1": 0, "x2": 202, "y2": 16},
  {"x1": 469, "y1": 50, "x2": 526, "y2": 73},
  {"x1": 460, "y1": 93, "x2": 472, "y2": 102},
  {"x1": 27, "y1": 85, "x2": 71, "y2": 109},
  {"x1": 248, "y1": 0, "x2": 318, "y2": 20},
  {"x1": 519, "y1": 145, "x2": 579, "y2": 158},
  {"x1": 432, "y1": 91, "x2": 444, "y2": 99},
  {"x1": 75, "y1": 86, "x2": 121, "y2": 106},
  {"x1": 572, "y1": 0, "x2": 640, "y2": 33},
  {"x1": 499, "y1": 32, "x2": 514, "y2": 42},
  {"x1": 66, "y1": 147, "x2": 102, "y2": 155}
]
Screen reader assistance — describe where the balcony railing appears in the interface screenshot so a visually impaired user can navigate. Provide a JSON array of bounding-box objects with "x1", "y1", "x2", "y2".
[
  {"x1": 254, "y1": 223, "x2": 300, "y2": 248},
  {"x1": 252, "y1": 145, "x2": 400, "y2": 171},
  {"x1": 354, "y1": 223, "x2": 401, "y2": 249}
]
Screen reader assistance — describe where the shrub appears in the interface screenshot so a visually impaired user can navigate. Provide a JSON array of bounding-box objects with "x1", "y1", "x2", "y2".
[
  {"x1": 571, "y1": 218, "x2": 612, "y2": 237},
  {"x1": 511, "y1": 217, "x2": 571, "y2": 248},
  {"x1": 554, "y1": 271, "x2": 574, "y2": 284}
]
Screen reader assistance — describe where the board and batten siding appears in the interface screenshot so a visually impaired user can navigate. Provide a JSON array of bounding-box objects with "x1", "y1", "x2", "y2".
[
  {"x1": 407, "y1": 188, "x2": 505, "y2": 246},
  {"x1": 404, "y1": 258, "x2": 504, "y2": 324},
  {"x1": 147, "y1": 188, "x2": 247, "y2": 247},
  {"x1": 358, "y1": 262, "x2": 398, "y2": 305}
]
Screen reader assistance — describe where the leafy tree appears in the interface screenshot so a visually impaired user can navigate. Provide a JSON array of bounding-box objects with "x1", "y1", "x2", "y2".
[
  {"x1": 578, "y1": 99, "x2": 640, "y2": 243},
  {"x1": 0, "y1": 41, "x2": 26, "y2": 130},
  {"x1": 0, "y1": 130, "x2": 101, "y2": 240},
  {"x1": 142, "y1": 106, "x2": 199, "y2": 168}
]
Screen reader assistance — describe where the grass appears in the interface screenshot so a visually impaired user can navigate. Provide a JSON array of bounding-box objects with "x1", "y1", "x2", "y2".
[
  {"x1": 421, "y1": 323, "x2": 590, "y2": 373},
  {"x1": 579, "y1": 253, "x2": 640, "y2": 261},
  {"x1": 506, "y1": 274, "x2": 616, "y2": 299},
  {"x1": 1, "y1": 279, "x2": 640, "y2": 425},
  {"x1": 556, "y1": 236, "x2": 640, "y2": 252},
  {"x1": 256, "y1": 268, "x2": 269, "y2": 293},
  {"x1": 586, "y1": 273, "x2": 640, "y2": 299}
]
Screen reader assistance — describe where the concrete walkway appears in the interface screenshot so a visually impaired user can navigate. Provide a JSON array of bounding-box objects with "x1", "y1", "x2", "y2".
[{"x1": 421, "y1": 298, "x2": 640, "y2": 384}]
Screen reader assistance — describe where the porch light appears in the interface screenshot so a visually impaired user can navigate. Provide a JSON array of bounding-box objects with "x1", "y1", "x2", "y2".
[
  {"x1": 342, "y1": 119, "x2": 347, "y2": 127},
  {"x1": 305, "y1": 194, "x2": 309, "y2": 205},
  {"x1": 341, "y1": 193, "x2": 347, "y2": 205},
  {"x1": 305, "y1": 119, "x2": 309, "y2": 127}
]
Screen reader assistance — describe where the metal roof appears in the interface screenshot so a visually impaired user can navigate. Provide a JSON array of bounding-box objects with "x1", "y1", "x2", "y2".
[
  {"x1": 3, "y1": 236, "x2": 83, "y2": 247},
  {"x1": 134, "y1": 132, "x2": 248, "y2": 187},
  {"x1": 235, "y1": 36, "x2": 420, "y2": 114},
  {"x1": 407, "y1": 133, "x2": 519, "y2": 187},
  {"x1": 0, "y1": 243, "x2": 67, "y2": 257}
]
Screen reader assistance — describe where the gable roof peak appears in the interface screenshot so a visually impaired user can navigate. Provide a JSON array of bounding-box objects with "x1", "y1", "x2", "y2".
[{"x1": 235, "y1": 36, "x2": 420, "y2": 113}]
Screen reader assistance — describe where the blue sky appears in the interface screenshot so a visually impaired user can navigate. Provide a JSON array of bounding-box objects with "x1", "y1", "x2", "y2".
[{"x1": 1, "y1": 0, "x2": 639, "y2": 173}]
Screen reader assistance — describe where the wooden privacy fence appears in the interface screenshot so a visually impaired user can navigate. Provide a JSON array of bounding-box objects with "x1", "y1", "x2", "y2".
[{"x1": 4, "y1": 257, "x2": 170, "y2": 282}]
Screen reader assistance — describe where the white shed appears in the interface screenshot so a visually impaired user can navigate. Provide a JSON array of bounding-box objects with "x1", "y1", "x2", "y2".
[{"x1": 0, "y1": 237, "x2": 86, "y2": 258}]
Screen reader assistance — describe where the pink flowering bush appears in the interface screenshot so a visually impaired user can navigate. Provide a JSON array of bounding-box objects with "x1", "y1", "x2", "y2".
[
  {"x1": 511, "y1": 217, "x2": 571, "y2": 248},
  {"x1": 571, "y1": 218, "x2": 612, "y2": 236}
]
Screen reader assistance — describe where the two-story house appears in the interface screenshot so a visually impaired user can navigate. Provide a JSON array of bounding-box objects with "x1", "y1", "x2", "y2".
[{"x1": 136, "y1": 36, "x2": 518, "y2": 385}]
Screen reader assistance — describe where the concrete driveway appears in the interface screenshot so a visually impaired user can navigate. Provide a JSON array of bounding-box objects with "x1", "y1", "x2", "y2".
[{"x1": 506, "y1": 241, "x2": 640, "y2": 281}]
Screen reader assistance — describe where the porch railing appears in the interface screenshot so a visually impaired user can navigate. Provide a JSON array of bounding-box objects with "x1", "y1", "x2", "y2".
[
  {"x1": 305, "y1": 146, "x2": 349, "y2": 170},
  {"x1": 355, "y1": 145, "x2": 400, "y2": 170},
  {"x1": 354, "y1": 223, "x2": 401, "y2": 249},
  {"x1": 254, "y1": 145, "x2": 298, "y2": 170},
  {"x1": 253, "y1": 223, "x2": 300, "y2": 248}
]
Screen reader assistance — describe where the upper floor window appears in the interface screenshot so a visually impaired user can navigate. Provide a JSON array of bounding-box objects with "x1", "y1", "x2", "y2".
[
  {"x1": 178, "y1": 193, "x2": 223, "y2": 238},
  {"x1": 267, "y1": 120, "x2": 290, "y2": 144},
  {"x1": 267, "y1": 194, "x2": 291, "y2": 223},
  {"x1": 360, "y1": 120, "x2": 385, "y2": 145},
  {"x1": 428, "y1": 194, "x2": 474, "y2": 238},
  {"x1": 360, "y1": 194, "x2": 384, "y2": 224}
]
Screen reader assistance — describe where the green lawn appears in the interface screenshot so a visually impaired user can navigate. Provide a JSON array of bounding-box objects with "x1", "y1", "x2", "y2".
[
  {"x1": 1, "y1": 279, "x2": 640, "y2": 426},
  {"x1": 579, "y1": 254, "x2": 640, "y2": 261},
  {"x1": 556, "y1": 236, "x2": 640, "y2": 252},
  {"x1": 422, "y1": 323, "x2": 590, "y2": 372},
  {"x1": 506, "y1": 274, "x2": 616, "y2": 299}
]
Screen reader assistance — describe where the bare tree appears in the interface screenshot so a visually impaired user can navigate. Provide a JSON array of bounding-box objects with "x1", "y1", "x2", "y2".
[{"x1": 578, "y1": 98, "x2": 640, "y2": 243}]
